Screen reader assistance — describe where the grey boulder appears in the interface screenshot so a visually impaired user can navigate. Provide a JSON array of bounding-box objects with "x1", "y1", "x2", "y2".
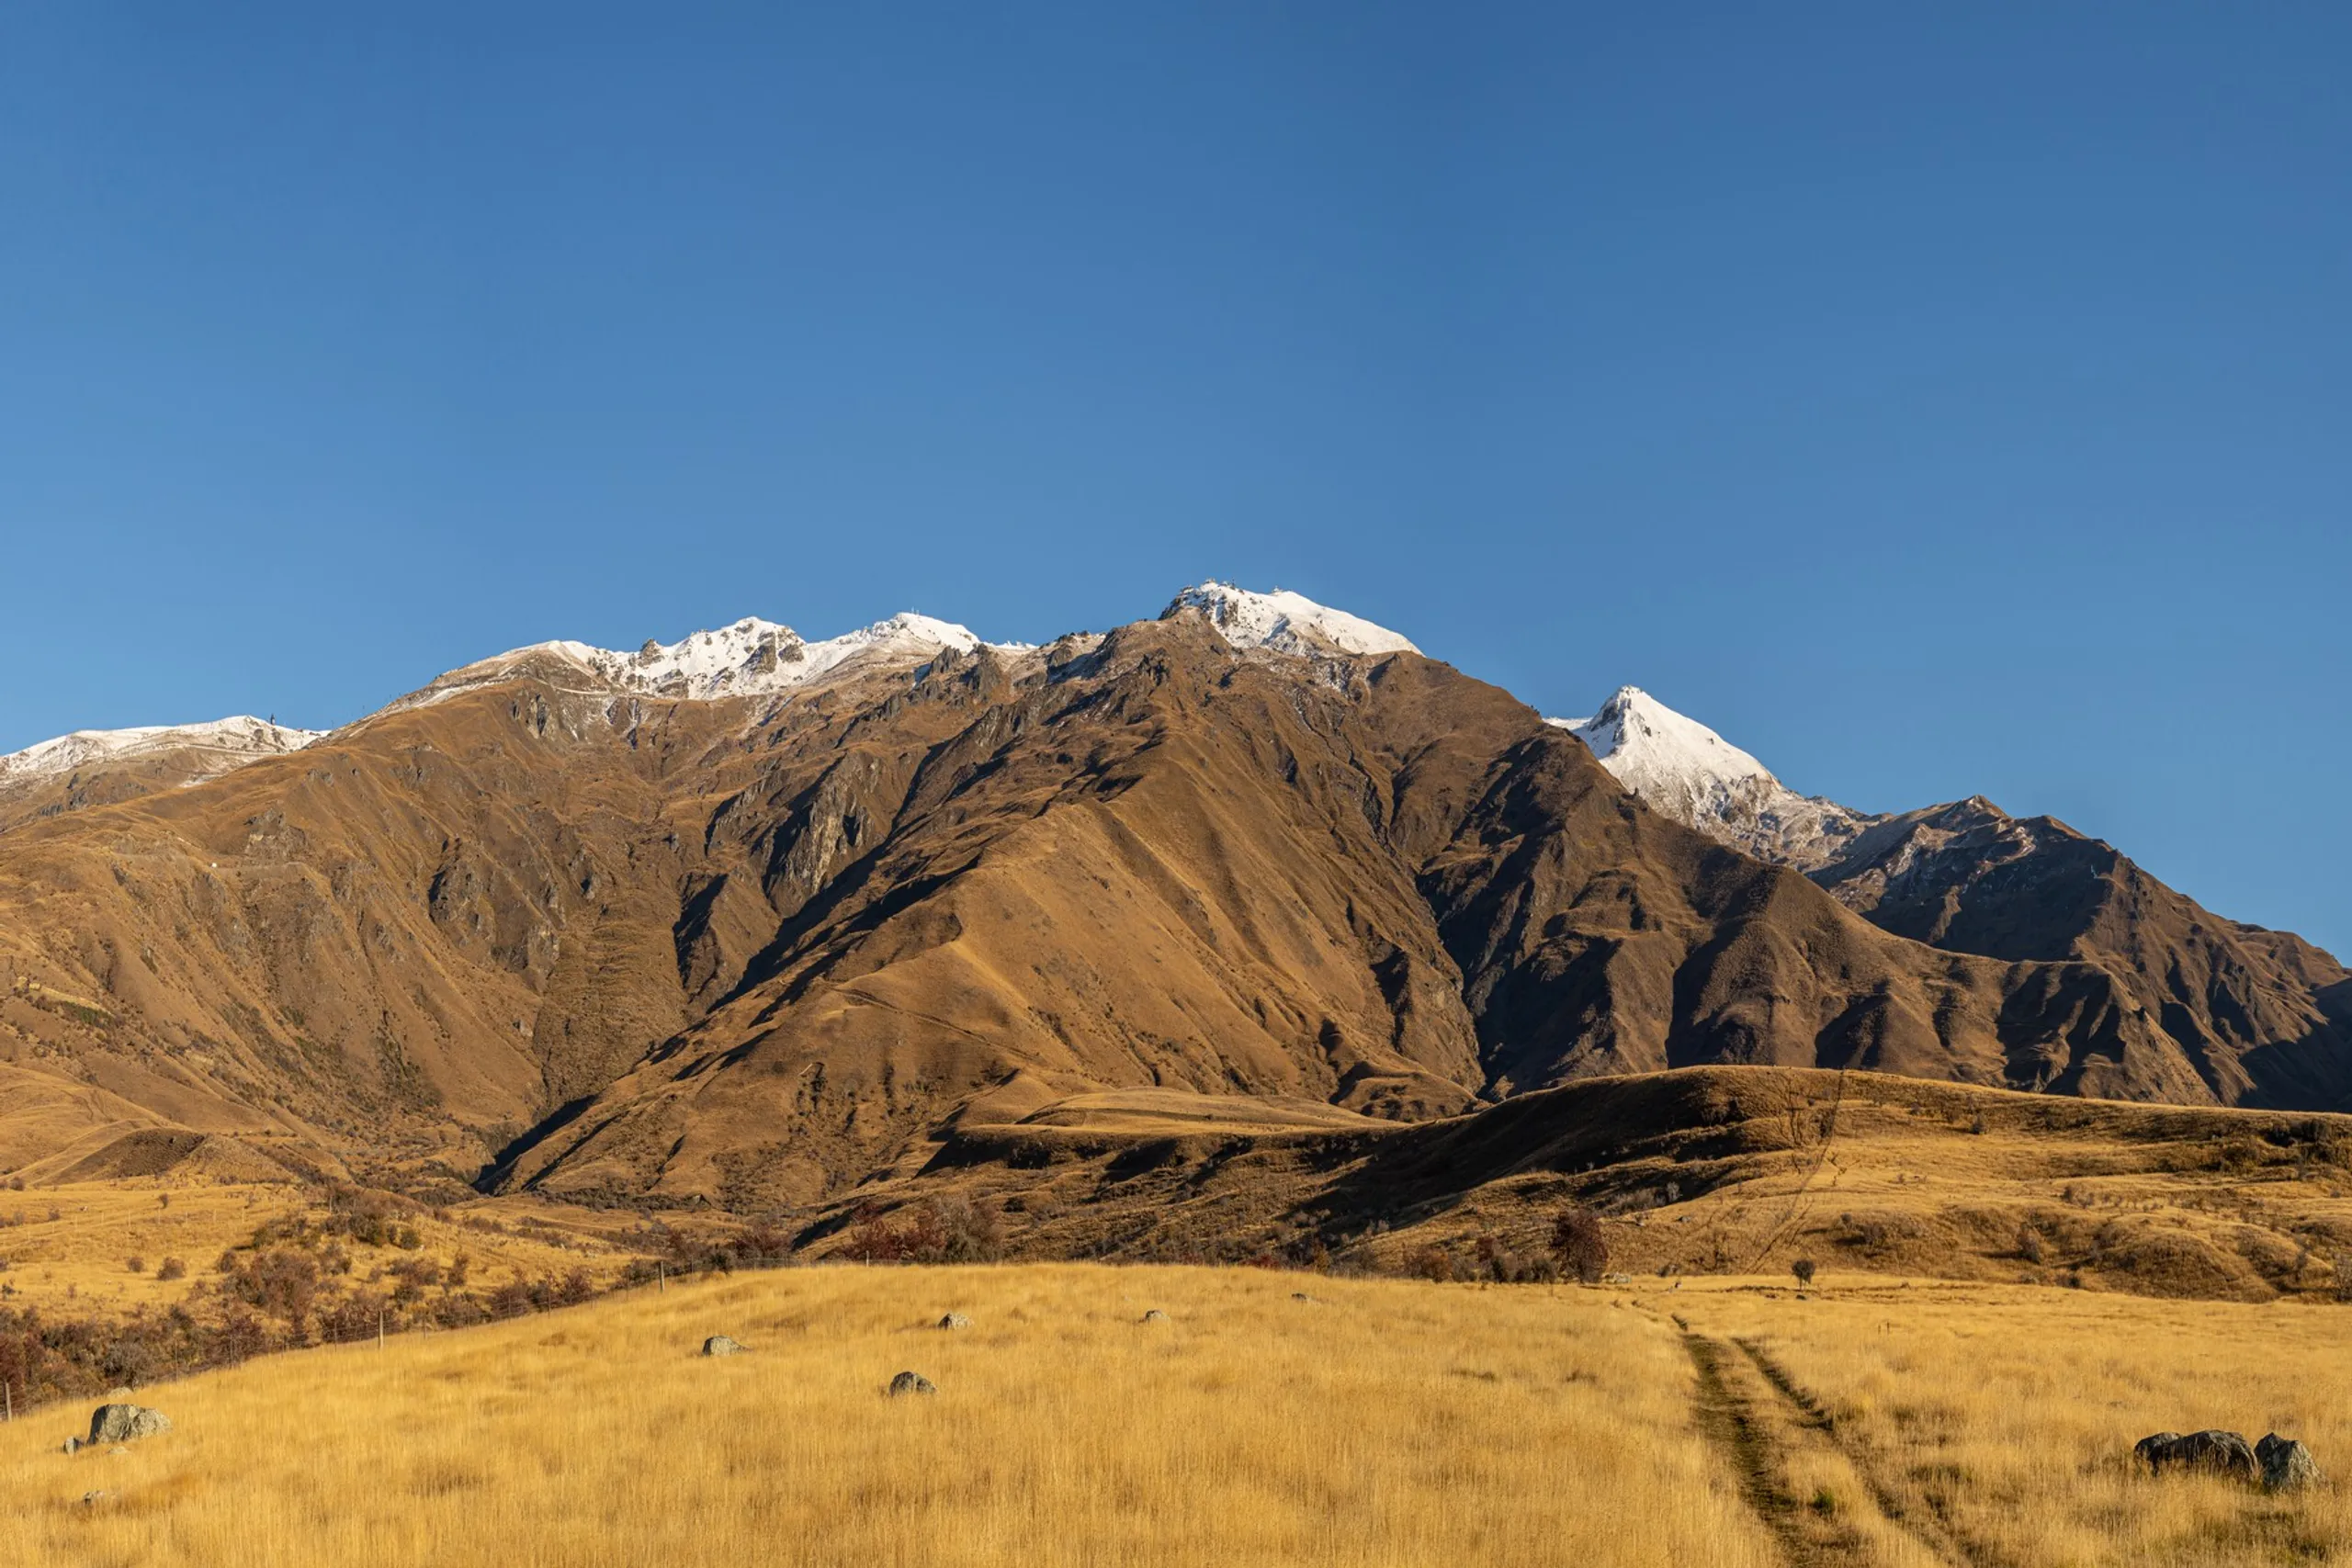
[
  {"x1": 701, "y1": 1336, "x2": 747, "y2": 1357},
  {"x1": 86, "y1": 1404, "x2": 171, "y2": 1446},
  {"x1": 888, "y1": 1371, "x2": 937, "y2": 1397},
  {"x1": 2136, "y1": 1429, "x2": 2258, "y2": 1482},
  {"x1": 2257, "y1": 1433, "x2": 2324, "y2": 1492},
  {"x1": 937, "y1": 1314, "x2": 972, "y2": 1330}
]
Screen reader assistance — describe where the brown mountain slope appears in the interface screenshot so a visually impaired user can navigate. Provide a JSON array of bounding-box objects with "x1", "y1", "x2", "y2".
[
  {"x1": 0, "y1": 606, "x2": 2335, "y2": 1212},
  {"x1": 1813, "y1": 796, "x2": 2352, "y2": 1106},
  {"x1": 482, "y1": 615, "x2": 2225, "y2": 1206}
]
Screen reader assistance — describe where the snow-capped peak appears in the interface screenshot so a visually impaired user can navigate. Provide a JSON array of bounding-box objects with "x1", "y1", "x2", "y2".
[
  {"x1": 1548, "y1": 686, "x2": 1877, "y2": 870},
  {"x1": 1163, "y1": 581, "x2": 1419, "y2": 657},
  {"x1": 0, "y1": 716, "x2": 323, "y2": 787},
  {"x1": 1556, "y1": 686, "x2": 1777, "y2": 788},
  {"x1": 435, "y1": 613, "x2": 1030, "y2": 705}
]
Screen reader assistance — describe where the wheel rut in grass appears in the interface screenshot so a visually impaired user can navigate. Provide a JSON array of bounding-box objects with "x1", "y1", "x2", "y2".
[
  {"x1": 1729, "y1": 1335, "x2": 2009, "y2": 1568},
  {"x1": 1676, "y1": 1316, "x2": 1957, "y2": 1568}
]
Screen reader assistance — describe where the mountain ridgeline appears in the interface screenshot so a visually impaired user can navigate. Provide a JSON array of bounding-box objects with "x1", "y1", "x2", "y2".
[
  {"x1": 0, "y1": 584, "x2": 2341, "y2": 1210},
  {"x1": 1557, "y1": 685, "x2": 2350, "y2": 1110}
]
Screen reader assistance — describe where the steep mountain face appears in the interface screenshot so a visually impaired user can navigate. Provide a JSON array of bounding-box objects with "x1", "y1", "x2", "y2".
[
  {"x1": 1560, "y1": 690, "x2": 2351, "y2": 1107},
  {"x1": 0, "y1": 585, "x2": 2340, "y2": 1211}
]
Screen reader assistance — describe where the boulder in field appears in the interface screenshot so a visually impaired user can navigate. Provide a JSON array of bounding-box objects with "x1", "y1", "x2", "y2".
[
  {"x1": 2136, "y1": 1429, "x2": 2257, "y2": 1482},
  {"x1": 937, "y1": 1314, "x2": 971, "y2": 1330},
  {"x1": 86, "y1": 1404, "x2": 170, "y2": 1446},
  {"x1": 701, "y1": 1336, "x2": 747, "y2": 1357},
  {"x1": 888, "y1": 1371, "x2": 937, "y2": 1397},
  {"x1": 1141, "y1": 1309, "x2": 1170, "y2": 1324},
  {"x1": 2257, "y1": 1433, "x2": 2324, "y2": 1492}
]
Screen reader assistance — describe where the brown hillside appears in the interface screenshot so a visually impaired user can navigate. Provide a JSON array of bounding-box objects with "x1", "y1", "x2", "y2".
[
  {"x1": 0, "y1": 605, "x2": 2336, "y2": 1215},
  {"x1": 1816, "y1": 796, "x2": 2352, "y2": 1105}
]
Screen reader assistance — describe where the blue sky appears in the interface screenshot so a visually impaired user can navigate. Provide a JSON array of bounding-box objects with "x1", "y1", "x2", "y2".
[{"x1": 1, "y1": 6, "x2": 2345, "y2": 954}]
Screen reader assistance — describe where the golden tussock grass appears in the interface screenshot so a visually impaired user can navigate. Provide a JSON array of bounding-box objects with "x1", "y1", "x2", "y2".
[
  {"x1": 3, "y1": 1264, "x2": 1773, "y2": 1568},
  {"x1": 1671, "y1": 1276, "x2": 2352, "y2": 1565}
]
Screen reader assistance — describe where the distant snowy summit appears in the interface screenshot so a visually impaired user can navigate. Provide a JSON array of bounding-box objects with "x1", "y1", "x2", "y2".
[
  {"x1": 0, "y1": 716, "x2": 322, "y2": 788},
  {"x1": 435, "y1": 613, "x2": 1029, "y2": 704},
  {"x1": 1551, "y1": 686, "x2": 1878, "y2": 870},
  {"x1": 1163, "y1": 581, "x2": 1419, "y2": 657}
]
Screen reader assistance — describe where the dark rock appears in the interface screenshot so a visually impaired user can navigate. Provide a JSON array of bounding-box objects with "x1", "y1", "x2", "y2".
[
  {"x1": 888, "y1": 1371, "x2": 937, "y2": 1396},
  {"x1": 2137, "y1": 1429, "x2": 2257, "y2": 1482},
  {"x1": 86, "y1": 1404, "x2": 171, "y2": 1446},
  {"x1": 701, "y1": 1336, "x2": 746, "y2": 1357},
  {"x1": 2257, "y1": 1433, "x2": 2324, "y2": 1492}
]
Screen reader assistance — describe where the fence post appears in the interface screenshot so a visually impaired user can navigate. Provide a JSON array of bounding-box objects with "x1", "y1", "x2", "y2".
[{"x1": 378, "y1": 1309, "x2": 385, "y2": 1351}]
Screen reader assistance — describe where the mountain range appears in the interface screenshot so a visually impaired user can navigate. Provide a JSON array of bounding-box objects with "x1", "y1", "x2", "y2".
[{"x1": 0, "y1": 583, "x2": 2342, "y2": 1209}]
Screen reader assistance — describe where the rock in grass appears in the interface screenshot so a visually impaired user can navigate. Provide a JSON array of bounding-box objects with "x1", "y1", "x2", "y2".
[
  {"x1": 86, "y1": 1404, "x2": 170, "y2": 1446},
  {"x1": 2257, "y1": 1433, "x2": 2324, "y2": 1492},
  {"x1": 2136, "y1": 1429, "x2": 2258, "y2": 1482},
  {"x1": 701, "y1": 1336, "x2": 747, "y2": 1357},
  {"x1": 1140, "y1": 1309, "x2": 1169, "y2": 1324},
  {"x1": 888, "y1": 1371, "x2": 937, "y2": 1397},
  {"x1": 937, "y1": 1313, "x2": 971, "y2": 1330}
]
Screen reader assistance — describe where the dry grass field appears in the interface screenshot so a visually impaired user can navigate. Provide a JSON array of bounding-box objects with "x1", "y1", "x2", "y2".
[
  {"x1": 3, "y1": 1264, "x2": 1774, "y2": 1568},
  {"x1": 1665, "y1": 1278, "x2": 2352, "y2": 1567},
  {"x1": 6, "y1": 1261, "x2": 2349, "y2": 1567}
]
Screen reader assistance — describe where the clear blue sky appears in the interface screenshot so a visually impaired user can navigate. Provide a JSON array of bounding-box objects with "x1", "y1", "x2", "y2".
[{"x1": 1, "y1": 6, "x2": 2345, "y2": 954}]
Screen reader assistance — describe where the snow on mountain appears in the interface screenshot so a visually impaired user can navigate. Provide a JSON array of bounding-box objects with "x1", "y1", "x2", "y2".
[
  {"x1": 413, "y1": 613, "x2": 1037, "y2": 706},
  {"x1": 1164, "y1": 582, "x2": 1419, "y2": 657},
  {"x1": 1550, "y1": 686, "x2": 1878, "y2": 870},
  {"x1": 0, "y1": 716, "x2": 323, "y2": 787}
]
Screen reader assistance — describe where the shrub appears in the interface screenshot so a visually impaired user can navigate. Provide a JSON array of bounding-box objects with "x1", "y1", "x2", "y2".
[
  {"x1": 386, "y1": 1258, "x2": 442, "y2": 1304},
  {"x1": 484, "y1": 1280, "x2": 535, "y2": 1320},
  {"x1": 836, "y1": 1199, "x2": 1005, "y2": 1265},
  {"x1": 2017, "y1": 1225, "x2": 2046, "y2": 1265},
  {"x1": 1792, "y1": 1258, "x2": 1818, "y2": 1288},
  {"x1": 434, "y1": 1292, "x2": 491, "y2": 1329},
  {"x1": 125, "y1": 1256, "x2": 145, "y2": 1273},
  {"x1": 317, "y1": 1291, "x2": 386, "y2": 1344},
  {"x1": 221, "y1": 1247, "x2": 322, "y2": 1325},
  {"x1": 1408, "y1": 1246, "x2": 1454, "y2": 1283},
  {"x1": 155, "y1": 1257, "x2": 187, "y2": 1281},
  {"x1": 1550, "y1": 1205, "x2": 1609, "y2": 1284}
]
